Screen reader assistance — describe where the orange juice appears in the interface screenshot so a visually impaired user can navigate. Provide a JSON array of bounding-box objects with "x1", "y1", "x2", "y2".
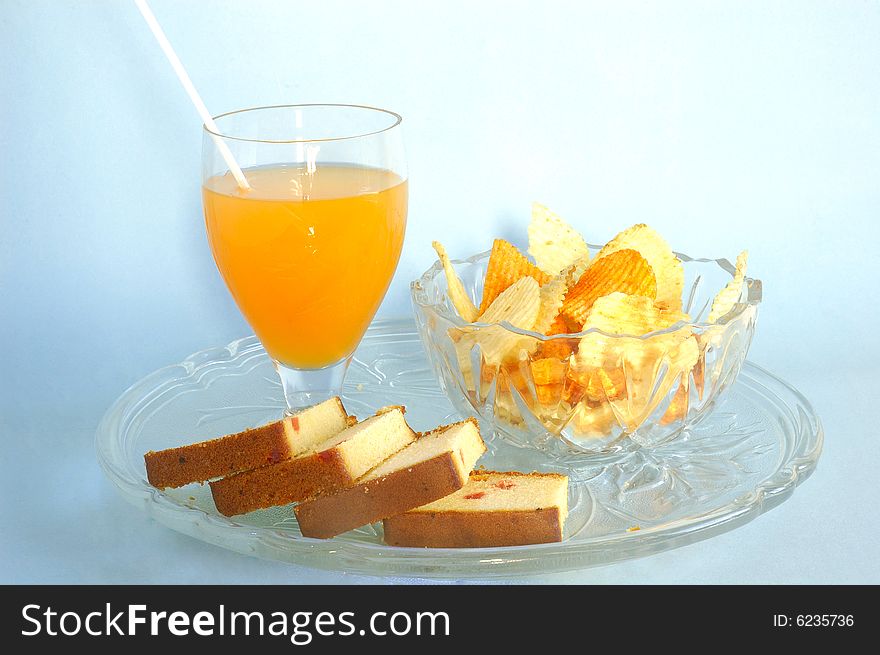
[{"x1": 203, "y1": 164, "x2": 407, "y2": 368}]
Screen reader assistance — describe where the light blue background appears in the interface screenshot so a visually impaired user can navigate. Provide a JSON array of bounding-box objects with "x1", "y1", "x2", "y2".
[{"x1": 2, "y1": 0, "x2": 878, "y2": 583}]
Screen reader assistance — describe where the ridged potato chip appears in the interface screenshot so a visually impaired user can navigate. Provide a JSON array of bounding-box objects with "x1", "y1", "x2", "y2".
[
  {"x1": 569, "y1": 255, "x2": 592, "y2": 282},
  {"x1": 547, "y1": 314, "x2": 570, "y2": 335},
  {"x1": 577, "y1": 335, "x2": 698, "y2": 432},
  {"x1": 691, "y1": 319, "x2": 733, "y2": 402},
  {"x1": 432, "y1": 241, "x2": 479, "y2": 322},
  {"x1": 479, "y1": 239, "x2": 550, "y2": 313},
  {"x1": 531, "y1": 357, "x2": 566, "y2": 386},
  {"x1": 568, "y1": 340, "x2": 627, "y2": 401},
  {"x1": 461, "y1": 325, "x2": 525, "y2": 369},
  {"x1": 534, "y1": 382, "x2": 565, "y2": 408},
  {"x1": 580, "y1": 292, "x2": 690, "y2": 337},
  {"x1": 660, "y1": 378, "x2": 690, "y2": 425},
  {"x1": 535, "y1": 311, "x2": 578, "y2": 360},
  {"x1": 532, "y1": 265, "x2": 572, "y2": 334},
  {"x1": 536, "y1": 334, "x2": 576, "y2": 361},
  {"x1": 560, "y1": 249, "x2": 657, "y2": 328},
  {"x1": 692, "y1": 343, "x2": 706, "y2": 400},
  {"x1": 479, "y1": 276, "x2": 541, "y2": 326},
  {"x1": 533, "y1": 266, "x2": 581, "y2": 359},
  {"x1": 527, "y1": 202, "x2": 590, "y2": 275},
  {"x1": 492, "y1": 392, "x2": 526, "y2": 428},
  {"x1": 565, "y1": 367, "x2": 617, "y2": 404},
  {"x1": 569, "y1": 401, "x2": 617, "y2": 438},
  {"x1": 569, "y1": 293, "x2": 697, "y2": 429},
  {"x1": 615, "y1": 335, "x2": 698, "y2": 430},
  {"x1": 595, "y1": 223, "x2": 684, "y2": 311},
  {"x1": 707, "y1": 250, "x2": 748, "y2": 322},
  {"x1": 468, "y1": 276, "x2": 542, "y2": 364},
  {"x1": 574, "y1": 293, "x2": 694, "y2": 373}
]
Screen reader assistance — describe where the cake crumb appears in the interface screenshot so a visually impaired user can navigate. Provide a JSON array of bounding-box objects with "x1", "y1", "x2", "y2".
[{"x1": 627, "y1": 525, "x2": 641, "y2": 532}]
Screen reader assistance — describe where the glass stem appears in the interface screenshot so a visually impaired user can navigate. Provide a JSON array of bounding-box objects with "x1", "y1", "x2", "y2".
[{"x1": 274, "y1": 356, "x2": 352, "y2": 413}]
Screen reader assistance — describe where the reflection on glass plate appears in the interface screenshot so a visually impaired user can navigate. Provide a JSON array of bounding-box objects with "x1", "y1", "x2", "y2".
[{"x1": 96, "y1": 319, "x2": 821, "y2": 578}]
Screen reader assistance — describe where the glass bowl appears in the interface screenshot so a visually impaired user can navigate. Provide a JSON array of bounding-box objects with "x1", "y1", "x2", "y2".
[{"x1": 411, "y1": 246, "x2": 762, "y2": 462}]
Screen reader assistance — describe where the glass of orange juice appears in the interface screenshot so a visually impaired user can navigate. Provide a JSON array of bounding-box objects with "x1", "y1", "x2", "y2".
[{"x1": 201, "y1": 104, "x2": 407, "y2": 410}]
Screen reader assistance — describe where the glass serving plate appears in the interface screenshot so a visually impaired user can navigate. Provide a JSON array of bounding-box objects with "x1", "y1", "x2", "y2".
[{"x1": 96, "y1": 319, "x2": 822, "y2": 578}]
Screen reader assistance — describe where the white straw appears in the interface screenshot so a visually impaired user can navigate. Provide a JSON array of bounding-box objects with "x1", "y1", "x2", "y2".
[{"x1": 134, "y1": 0, "x2": 250, "y2": 190}]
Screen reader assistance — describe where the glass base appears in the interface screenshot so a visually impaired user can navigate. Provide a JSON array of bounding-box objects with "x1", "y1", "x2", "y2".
[{"x1": 274, "y1": 356, "x2": 352, "y2": 413}]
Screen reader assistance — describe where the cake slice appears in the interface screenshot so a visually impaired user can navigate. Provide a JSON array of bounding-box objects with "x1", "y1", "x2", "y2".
[
  {"x1": 210, "y1": 406, "x2": 416, "y2": 516},
  {"x1": 144, "y1": 397, "x2": 352, "y2": 490},
  {"x1": 382, "y1": 470, "x2": 569, "y2": 548},
  {"x1": 294, "y1": 418, "x2": 487, "y2": 539}
]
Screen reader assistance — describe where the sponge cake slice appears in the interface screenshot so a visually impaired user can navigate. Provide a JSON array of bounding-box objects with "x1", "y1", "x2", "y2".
[
  {"x1": 294, "y1": 418, "x2": 486, "y2": 539},
  {"x1": 210, "y1": 406, "x2": 416, "y2": 516},
  {"x1": 144, "y1": 397, "x2": 352, "y2": 489}
]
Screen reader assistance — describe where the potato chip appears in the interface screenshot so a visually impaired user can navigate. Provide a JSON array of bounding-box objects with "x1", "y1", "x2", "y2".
[
  {"x1": 493, "y1": 394, "x2": 527, "y2": 428},
  {"x1": 562, "y1": 376, "x2": 587, "y2": 405},
  {"x1": 464, "y1": 325, "x2": 528, "y2": 365},
  {"x1": 560, "y1": 250, "x2": 657, "y2": 328},
  {"x1": 497, "y1": 361, "x2": 570, "y2": 430},
  {"x1": 692, "y1": 344, "x2": 706, "y2": 400},
  {"x1": 625, "y1": 336, "x2": 699, "y2": 429},
  {"x1": 579, "y1": 351, "x2": 630, "y2": 399},
  {"x1": 569, "y1": 401, "x2": 617, "y2": 438},
  {"x1": 530, "y1": 357, "x2": 566, "y2": 386},
  {"x1": 660, "y1": 378, "x2": 689, "y2": 425},
  {"x1": 537, "y1": 334, "x2": 576, "y2": 361},
  {"x1": 452, "y1": 331, "x2": 507, "y2": 401},
  {"x1": 527, "y1": 202, "x2": 590, "y2": 275},
  {"x1": 479, "y1": 239, "x2": 550, "y2": 313},
  {"x1": 667, "y1": 334, "x2": 700, "y2": 370},
  {"x1": 450, "y1": 328, "x2": 483, "y2": 395},
  {"x1": 547, "y1": 313, "x2": 571, "y2": 335},
  {"x1": 567, "y1": 358, "x2": 625, "y2": 402},
  {"x1": 532, "y1": 266, "x2": 571, "y2": 334},
  {"x1": 707, "y1": 250, "x2": 748, "y2": 322},
  {"x1": 452, "y1": 332, "x2": 474, "y2": 387},
  {"x1": 580, "y1": 292, "x2": 659, "y2": 337},
  {"x1": 575, "y1": 294, "x2": 695, "y2": 376},
  {"x1": 526, "y1": 368, "x2": 580, "y2": 431},
  {"x1": 491, "y1": 363, "x2": 540, "y2": 428},
  {"x1": 534, "y1": 382, "x2": 564, "y2": 407},
  {"x1": 479, "y1": 276, "x2": 541, "y2": 326},
  {"x1": 468, "y1": 276, "x2": 542, "y2": 364},
  {"x1": 498, "y1": 362, "x2": 532, "y2": 398},
  {"x1": 567, "y1": 293, "x2": 698, "y2": 431},
  {"x1": 595, "y1": 224, "x2": 684, "y2": 311},
  {"x1": 593, "y1": 336, "x2": 697, "y2": 432},
  {"x1": 569, "y1": 254, "x2": 592, "y2": 282},
  {"x1": 432, "y1": 241, "x2": 479, "y2": 322},
  {"x1": 691, "y1": 323, "x2": 731, "y2": 400},
  {"x1": 534, "y1": 269, "x2": 582, "y2": 360},
  {"x1": 580, "y1": 292, "x2": 691, "y2": 337}
]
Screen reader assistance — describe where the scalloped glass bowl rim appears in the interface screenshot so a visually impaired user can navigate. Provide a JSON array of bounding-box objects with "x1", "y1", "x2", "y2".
[{"x1": 410, "y1": 247, "x2": 762, "y2": 340}]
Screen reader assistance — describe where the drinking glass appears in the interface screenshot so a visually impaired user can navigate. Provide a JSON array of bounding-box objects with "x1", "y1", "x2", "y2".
[{"x1": 201, "y1": 104, "x2": 407, "y2": 411}]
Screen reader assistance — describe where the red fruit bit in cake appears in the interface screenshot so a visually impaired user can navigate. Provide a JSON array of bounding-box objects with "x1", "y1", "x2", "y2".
[
  {"x1": 268, "y1": 447, "x2": 283, "y2": 464},
  {"x1": 463, "y1": 492, "x2": 486, "y2": 500},
  {"x1": 291, "y1": 417, "x2": 300, "y2": 431},
  {"x1": 316, "y1": 450, "x2": 334, "y2": 462},
  {"x1": 494, "y1": 480, "x2": 516, "y2": 490}
]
